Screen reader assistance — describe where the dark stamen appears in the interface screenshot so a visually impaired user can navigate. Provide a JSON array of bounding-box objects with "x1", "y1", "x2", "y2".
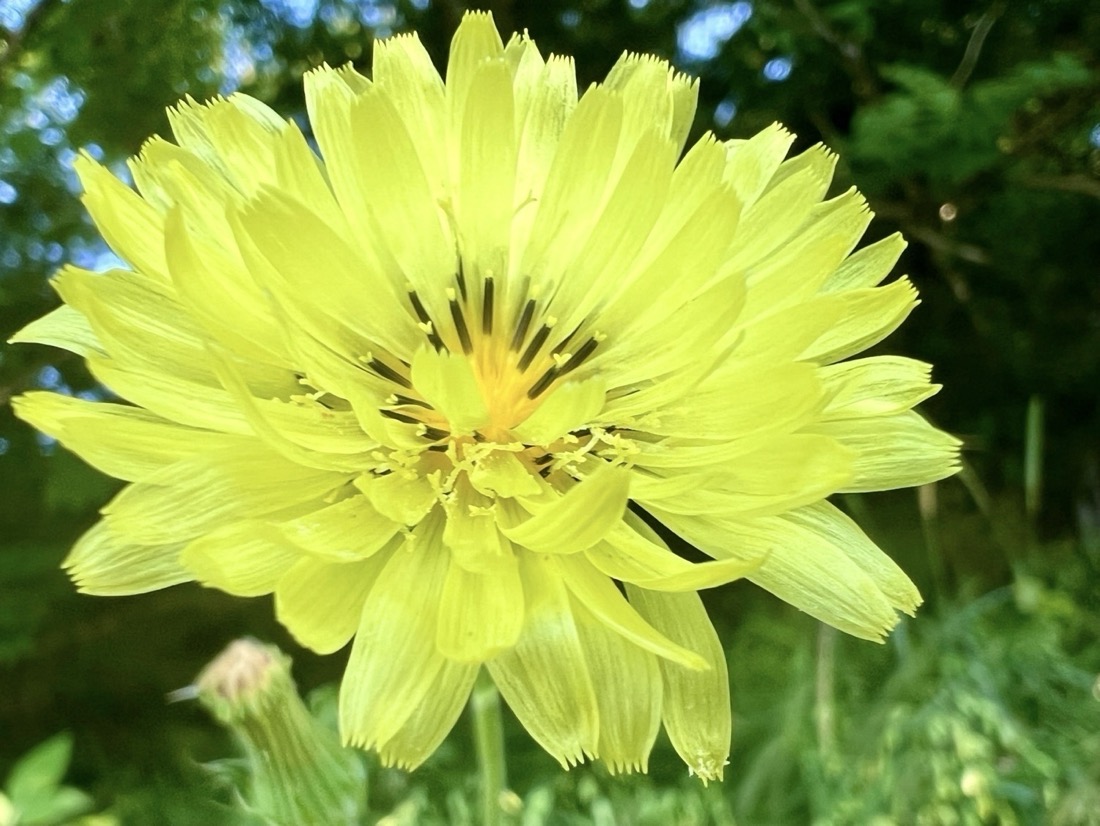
[
  {"x1": 538, "y1": 466, "x2": 553, "y2": 478},
  {"x1": 380, "y1": 409, "x2": 420, "y2": 425},
  {"x1": 391, "y1": 394, "x2": 433, "y2": 409},
  {"x1": 552, "y1": 324, "x2": 581, "y2": 356},
  {"x1": 408, "y1": 291, "x2": 431, "y2": 325},
  {"x1": 510, "y1": 299, "x2": 536, "y2": 351},
  {"x1": 518, "y1": 324, "x2": 551, "y2": 371},
  {"x1": 422, "y1": 426, "x2": 450, "y2": 442},
  {"x1": 450, "y1": 299, "x2": 473, "y2": 354},
  {"x1": 369, "y1": 358, "x2": 412, "y2": 388},
  {"x1": 533, "y1": 454, "x2": 554, "y2": 465},
  {"x1": 482, "y1": 277, "x2": 494, "y2": 335},
  {"x1": 558, "y1": 337, "x2": 599, "y2": 376},
  {"x1": 527, "y1": 365, "x2": 559, "y2": 399},
  {"x1": 456, "y1": 264, "x2": 468, "y2": 302},
  {"x1": 427, "y1": 444, "x2": 450, "y2": 452},
  {"x1": 408, "y1": 291, "x2": 445, "y2": 350}
]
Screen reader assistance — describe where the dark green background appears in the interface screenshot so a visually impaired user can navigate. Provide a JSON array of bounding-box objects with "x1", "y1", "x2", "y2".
[{"x1": 1, "y1": 1, "x2": 1098, "y2": 823}]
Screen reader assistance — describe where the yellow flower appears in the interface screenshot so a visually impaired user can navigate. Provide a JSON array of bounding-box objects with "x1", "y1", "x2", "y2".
[{"x1": 10, "y1": 13, "x2": 959, "y2": 780}]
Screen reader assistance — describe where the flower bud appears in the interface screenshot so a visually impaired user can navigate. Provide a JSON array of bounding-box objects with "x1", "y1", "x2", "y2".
[{"x1": 196, "y1": 639, "x2": 366, "y2": 826}]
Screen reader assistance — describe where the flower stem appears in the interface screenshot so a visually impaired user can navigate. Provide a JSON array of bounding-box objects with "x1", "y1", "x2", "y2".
[{"x1": 471, "y1": 669, "x2": 506, "y2": 826}]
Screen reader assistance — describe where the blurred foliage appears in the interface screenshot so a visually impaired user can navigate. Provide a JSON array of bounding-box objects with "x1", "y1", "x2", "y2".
[
  {"x1": 1, "y1": 732, "x2": 114, "y2": 825},
  {"x1": 1, "y1": 0, "x2": 1099, "y2": 823}
]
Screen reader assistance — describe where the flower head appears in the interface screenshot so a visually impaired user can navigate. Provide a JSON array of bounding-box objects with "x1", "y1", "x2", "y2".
[{"x1": 11, "y1": 13, "x2": 959, "y2": 779}]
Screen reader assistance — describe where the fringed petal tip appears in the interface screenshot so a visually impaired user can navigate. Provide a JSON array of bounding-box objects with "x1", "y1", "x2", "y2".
[
  {"x1": 603, "y1": 758, "x2": 650, "y2": 776},
  {"x1": 556, "y1": 746, "x2": 597, "y2": 771},
  {"x1": 687, "y1": 755, "x2": 729, "y2": 786},
  {"x1": 375, "y1": 750, "x2": 424, "y2": 772}
]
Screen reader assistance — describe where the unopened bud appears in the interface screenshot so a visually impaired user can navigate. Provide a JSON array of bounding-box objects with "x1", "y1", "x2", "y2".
[{"x1": 195, "y1": 639, "x2": 366, "y2": 826}]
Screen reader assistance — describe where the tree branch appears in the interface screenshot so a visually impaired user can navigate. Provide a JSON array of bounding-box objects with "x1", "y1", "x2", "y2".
[
  {"x1": 1020, "y1": 173, "x2": 1100, "y2": 200},
  {"x1": 950, "y1": 3, "x2": 1005, "y2": 89}
]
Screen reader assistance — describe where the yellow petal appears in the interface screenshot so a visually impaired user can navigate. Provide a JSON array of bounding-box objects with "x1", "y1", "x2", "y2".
[
  {"x1": 604, "y1": 51, "x2": 698, "y2": 154},
  {"x1": 625, "y1": 587, "x2": 731, "y2": 784},
  {"x1": 346, "y1": 86, "x2": 454, "y2": 314},
  {"x1": 722, "y1": 122, "x2": 794, "y2": 206},
  {"x1": 64, "y1": 521, "x2": 190, "y2": 596},
  {"x1": 74, "y1": 154, "x2": 167, "y2": 278},
  {"x1": 573, "y1": 601, "x2": 662, "y2": 774},
  {"x1": 731, "y1": 292, "x2": 842, "y2": 363},
  {"x1": 501, "y1": 463, "x2": 629, "y2": 553},
  {"x1": 275, "y1": 552, "x2": 393, "y2": 654},
  {"x1": 436, "y1": 552, "x2": 524, "y2": 661},
  {"x1": 182, "y1": 521, "x2": 302, "y2": 597},
  {"x1": 739, "y1": 187, "x2": 871, "y2": 318},
  {"x1": 7, "y1": 304, "x2": 102, "y2": 357},
  {"x1": 53, "y1": 267, "x2": 254, "y2": 394},
  {"x1": 278, "y1": 496, "x2": 401, "y2": 561},
  {"x1": 602, "y1": 146, "x2": 741, "y2": 336},
  {"x1": 585, "y1": 519, "x2": 762, "y2": 592},
  {"x1": 410, "y1": 345, "x2": 490, "y2": 434},
  {"x1": 441, "y1": 479, "x2": 512, "y2": 571},
  {"x1": 376, "y1": 660, "x2": 478, "y2": 770},
  {"x1": 511, "y1": 376, "x2": 605, "y2": 445},
  {"x1": 340, "y1": 516, "x2": 450, "y2": 749},
  {"x1": 468, "y1": 450, "x2": 541, "y2": 498},
  {"x1": 373, "y1": 32, "x2": 447, "y2": 193},
  {"x1": 11, "y1": 391, "x2": 238, "y2": 482},
  {"x1": 655, "y1": 506, "x2": 910, "y2": 641},
  {"x1": 163, "y1": 206, "x2": 289, "y2": 366},
  {"x1": 272, "y1": 120, "x2": 343, "y2": 226},
  {"x1": 446, "y1": 11, "x2": 504, "y2": 135},
  {"x1": 726, "y1": 165, "x2": 829, "y2": 271},
  {"x1": 101, "y1": 447, "x2": 343, "y2": 544},
  {"x1": 786, "y1": 501, "x2": 923, "y2": 614},
  {"x1": 603, "y1": 276, "x2": 740, "y2": 391},
  {"x1": 132, "y1": 137, "x2": 240, "y2": 248},
  {"x1": 513, "y1": 54, "x2": 577, "y2": 222},
  {"x1": 487, "y1": 553, "x2": 598, "y2": 767},
  {"x1": 303, "y1": 64, "x2": 374, "y2": 239},
  {"x1": 234, "y1": 187, "x2": 414, "y2": 359},
  {"x1": 206, "y1": 343, "x2": 369, "y2": 473},
  {"x1": 456, "y1": 57, "x2": 516, "y2": 274},
  {"x1": 822, "y1": 232, "x2": 907, "y2": 293},
  {"x1": 87, "y1": 354, "x2": 250, "y2": 435},
  {"x1": 549, "y1": 130, "x2": 676, "y2": 335},
  {"x1": 813, "y1": 411, "x2": 961, "y2": 491},
  {"x1": 641, "y1": 434, "x2": 854, "y2": 519},
  {"x1": 820, "y1": 356, "x2": 939, "y2": 419},
  {"x1": 800, "y1": 277, "x2": 919, "y2": 364},
  {"x1": 355, "y1": 470, "x2": 438, "y2": 526},
  {"x1": 180, "y1": 94, "x2": 283, "y2": 195},
  {"x1": 556, "y1": 554, "x2": 708, "y2": 670},
  {"x1": 520, "y1": 86, "x2": 622, "y2": 286},
  {"x1": 649, "y1": 362, "x2": 822, "y2": 440}
]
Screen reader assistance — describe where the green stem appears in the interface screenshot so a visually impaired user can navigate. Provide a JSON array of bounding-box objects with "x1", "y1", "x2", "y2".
[
  {"x1": 471, "y1": 669, "x2": 506, "y2": 826},
  {"x1": 814, "y1": 622, "x2": 837, "y2": 762},
  {"x1": 1024, "y1": 394, "x2": 1045, "y2": 537}
]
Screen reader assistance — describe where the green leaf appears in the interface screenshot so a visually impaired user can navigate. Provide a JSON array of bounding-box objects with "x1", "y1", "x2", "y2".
[
  {"x1": 17, "y1": 786, "x2": 94, "y2": 826},
  {"x1": 5, "y1": 733, "x2": 74, "y2": 804}
]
